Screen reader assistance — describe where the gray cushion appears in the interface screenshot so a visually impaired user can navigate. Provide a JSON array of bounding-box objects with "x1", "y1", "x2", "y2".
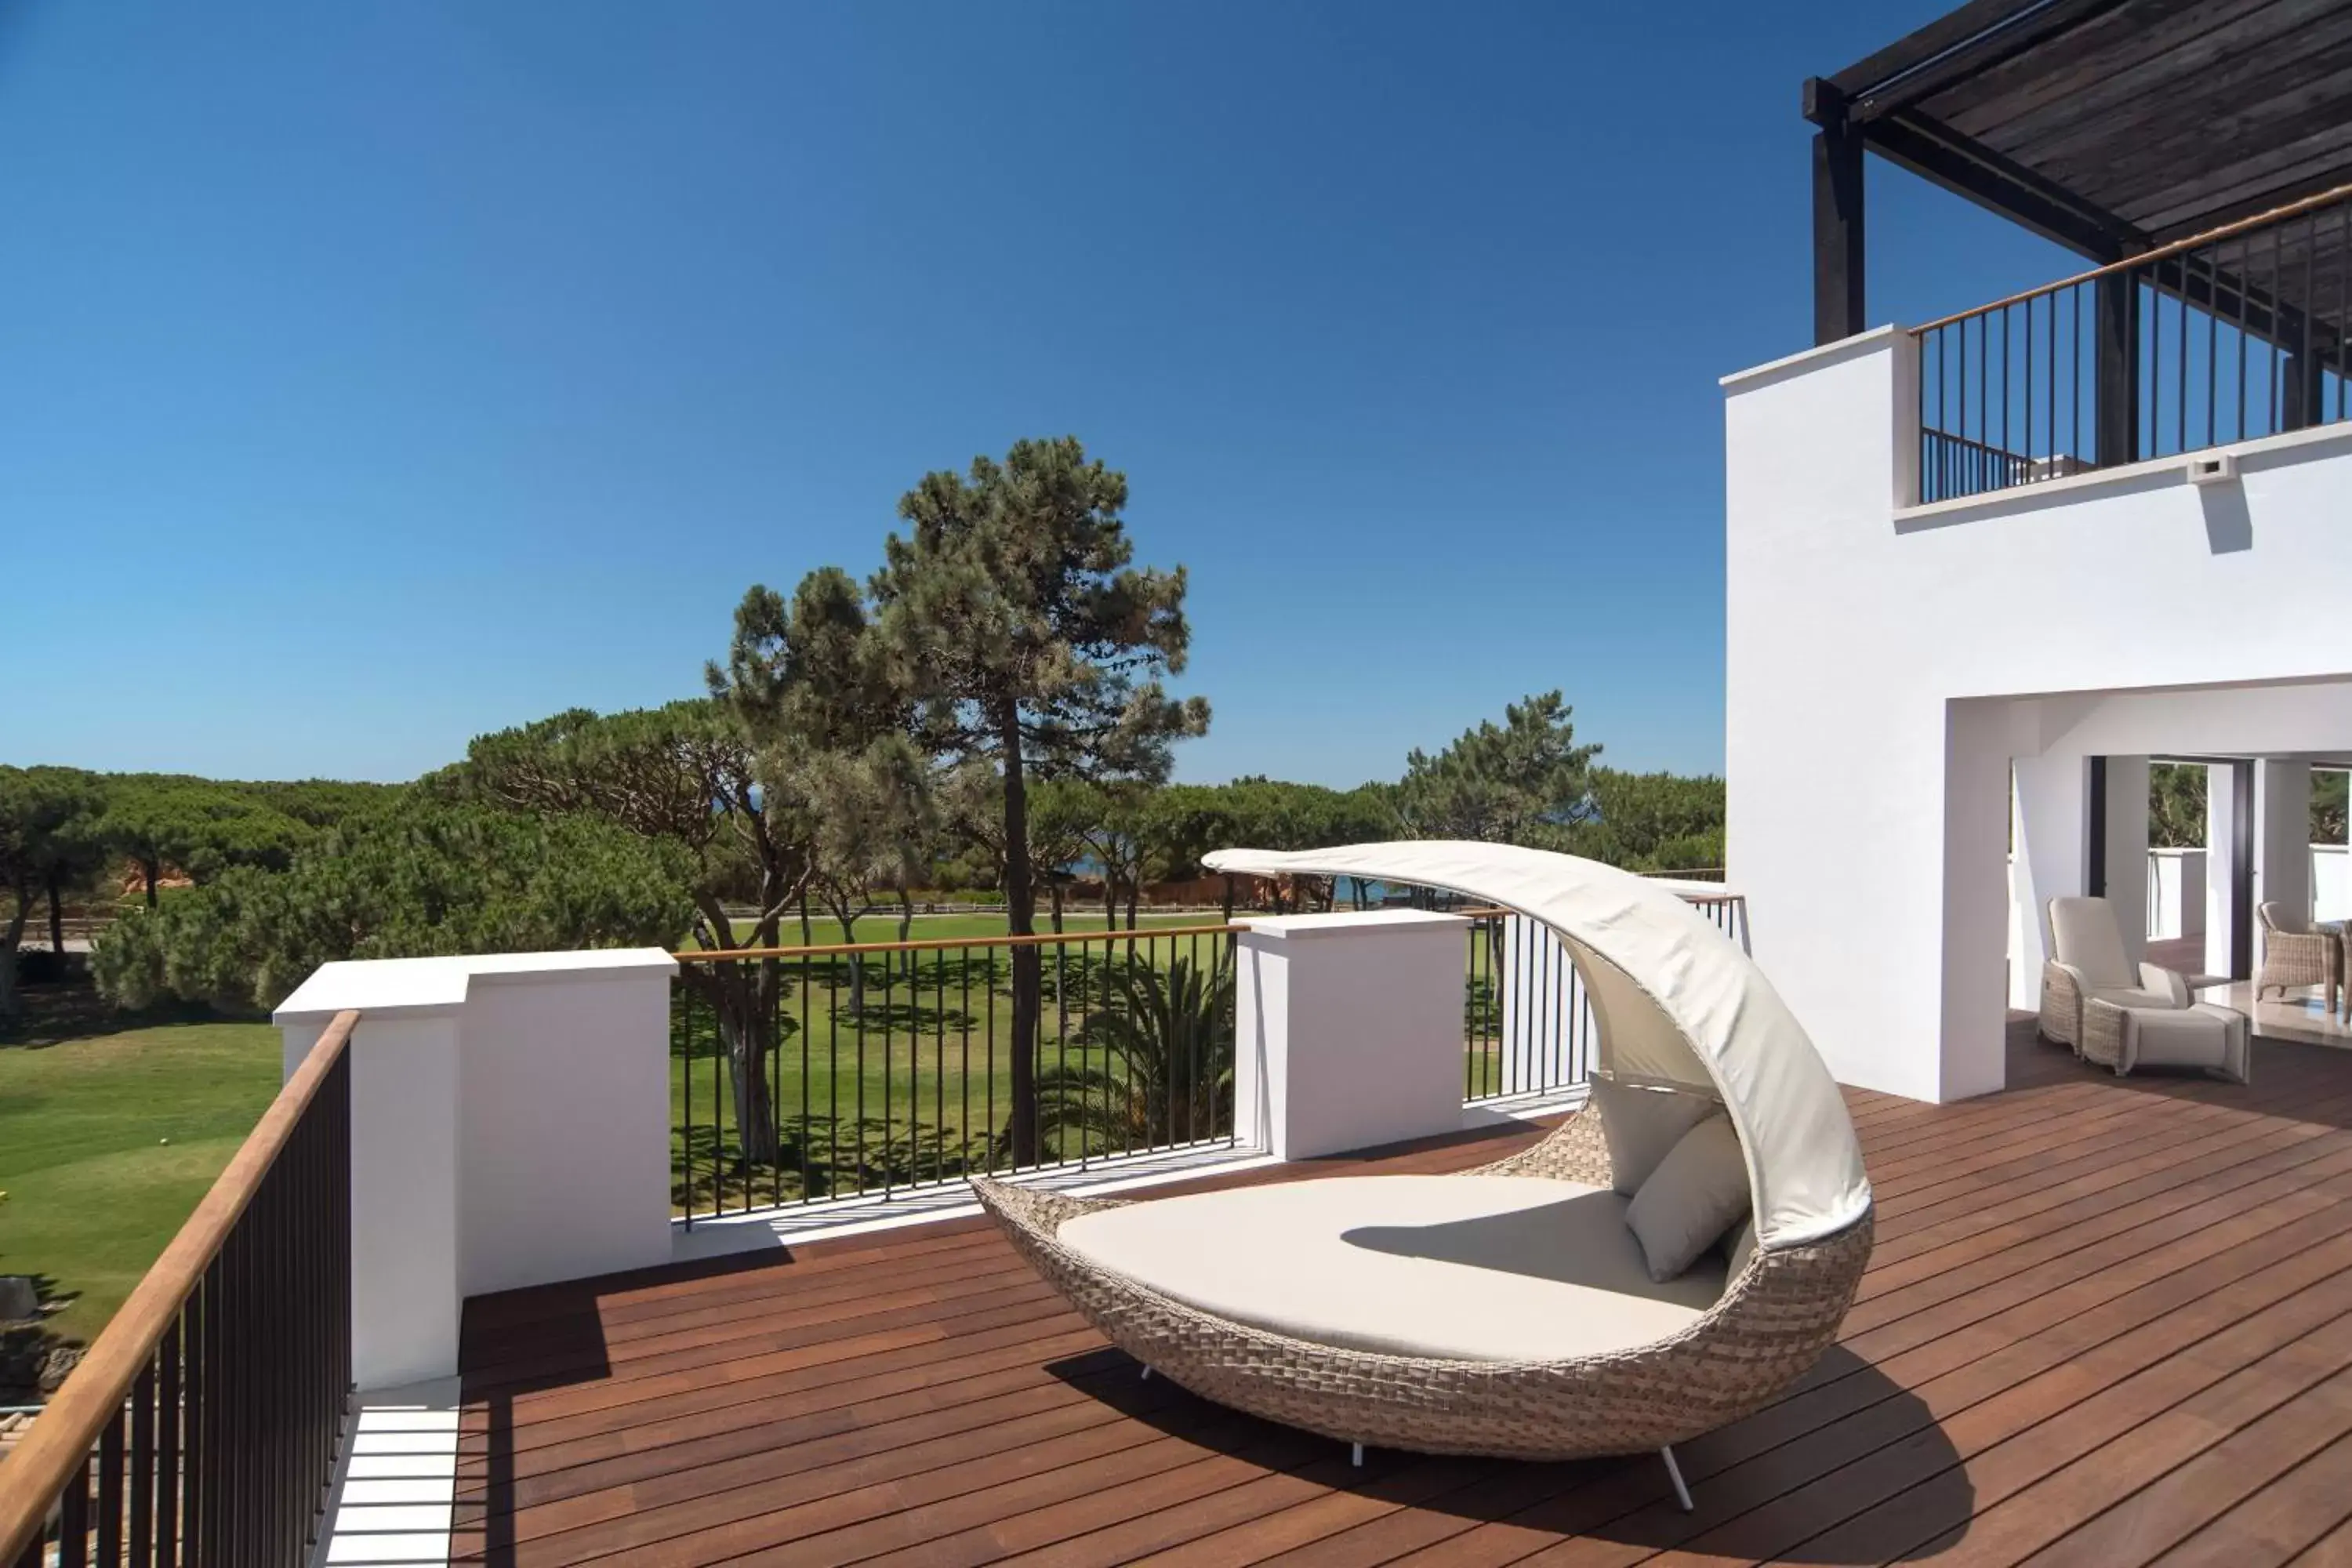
[
  {"x1": 1592, "y1": 1079, "x2": 1719, "y2": 1196},
  {"x1": 1723, "y1": 1216, "x2": 1759, "y2": 1281},
  {"x1": 1626, "y1": 1115, "x2": 1752, "y2": 1283},
  {"x1": 1055, "y1": 1174, "x2": 1726, "y2": 1363}
]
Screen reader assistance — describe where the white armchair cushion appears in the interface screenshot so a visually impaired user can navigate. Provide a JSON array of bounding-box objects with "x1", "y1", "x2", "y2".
[
  {"x1": 1625, "y1": 1115, "x2": 1752, "y2": 1283},
  {"x1": 2136, "y1": 963, "x2": 2192, "y2": 1007},
  {"x1": 2049, "y1": 897, "x2": 2134, "y2": 988}
]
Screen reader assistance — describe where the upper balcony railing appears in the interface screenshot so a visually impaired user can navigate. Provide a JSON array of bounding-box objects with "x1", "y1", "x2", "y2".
[
  {"x1": 0, "y1": 1011, "x2": 358, "y2": 1568},
  {"x1": 1914, "y1": 183, "x2": 2352, "y2": 503}
]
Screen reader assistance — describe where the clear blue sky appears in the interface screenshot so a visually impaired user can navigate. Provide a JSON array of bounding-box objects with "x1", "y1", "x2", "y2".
[{"x1": 1, "y1": 2, "x2": 2083, "y2": 788}]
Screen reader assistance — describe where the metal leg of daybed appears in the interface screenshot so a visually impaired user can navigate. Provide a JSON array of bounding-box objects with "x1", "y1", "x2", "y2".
[
  {"x1": 1661, "y1": 1446, "x2": 1693, "y2": 1512},
  {"x1": 1351, "y1": 1443, "x2": 1364, "y2": 1467}
]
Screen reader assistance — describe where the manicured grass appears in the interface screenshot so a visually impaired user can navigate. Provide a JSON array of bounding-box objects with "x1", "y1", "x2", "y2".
[{"x1": 0, "y1": 989, "x2": 282, "y2": 1347}]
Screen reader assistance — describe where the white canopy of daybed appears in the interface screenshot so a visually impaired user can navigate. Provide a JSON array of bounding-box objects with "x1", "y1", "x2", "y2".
[{"x1": 1201, "y1": 840, "x2": 1871, "y2": 1252}]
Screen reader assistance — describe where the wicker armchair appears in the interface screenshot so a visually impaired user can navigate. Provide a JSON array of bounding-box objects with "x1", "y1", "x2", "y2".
[
  {"x1": 2039, "y1": 895, "x2": 2191, "y2": 1051},
  {"x1": 2257, "y1": 901, "x2": 2340, "y2": 1010}
]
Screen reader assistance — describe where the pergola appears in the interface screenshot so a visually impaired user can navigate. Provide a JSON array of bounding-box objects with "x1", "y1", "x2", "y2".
[{"x1": 1806, "y1": 0, "x2": 2352, "y2": 349}]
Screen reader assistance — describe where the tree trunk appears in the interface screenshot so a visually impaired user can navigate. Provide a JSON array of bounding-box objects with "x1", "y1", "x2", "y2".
[
  {"x1": 46, "y1": 872, "x2": 65, "y2": 956},
  {"x1": 999, "y1": 702, "x2": 1040, "y2": 1166},
  {"x1": 1049, "y1": 880, "x2": 1065, "y2": 935},
  {"x1": 1102, "y1": 876, "x2": 1116, "y2": 933},
  {"x1": 689, "y1": 950, "x2": 782, "y2": 1174},
  {"x1": 143, "y1": 860, "x2": 158, "y2": 909},
  {"x1": 798, "y1": 887, "x2": 813, "y2": 946},
  {"x1": 1124, "y1": 887, "x2": 1139, "y2": 930},
  {"x1": 1221, "y1": 875, "x2": 1235, "y2": 925},
  {"x1": 896, "y1": 890, "x2": 914, "y2": 982},
  {"x1": 837, "y1": 913, "x2": 865, "y2": 1014},
  {"x1": 0, "y1": 891, "x2": 28, "y2": 1022}
]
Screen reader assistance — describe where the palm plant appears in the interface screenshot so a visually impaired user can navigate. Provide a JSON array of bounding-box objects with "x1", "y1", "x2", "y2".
[{"x1": 1033, "y1": 954, "x2": 1235, "y2": 1157}]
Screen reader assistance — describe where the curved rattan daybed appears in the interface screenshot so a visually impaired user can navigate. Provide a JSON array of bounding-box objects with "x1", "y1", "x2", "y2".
[{"x1": 971, "y1": 842, "x2": 1873, "y2": 1504}]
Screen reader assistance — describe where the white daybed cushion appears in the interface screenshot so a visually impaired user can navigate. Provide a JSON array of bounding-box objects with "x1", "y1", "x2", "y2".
[
  {"x1": 1055, "y1": 1174, "x2": 1726, "y2": 1363},
  {"x1": 1625, "y1": 1116, "x2": 1751, "y2": 1282}
]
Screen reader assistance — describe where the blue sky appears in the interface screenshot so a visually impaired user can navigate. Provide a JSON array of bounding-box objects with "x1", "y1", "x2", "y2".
[{"x1": 1, "y1": 2, "x2": 2084, "y2": 787}]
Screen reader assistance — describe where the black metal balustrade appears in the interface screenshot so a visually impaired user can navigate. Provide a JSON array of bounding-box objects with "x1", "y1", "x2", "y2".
[
  {"x1": 673, "y1": 927, "x2": 1241, "y2": 1222},
  {"x1": 1, "y1": 1011, "x2": 357, "y2": 1568},
  {"x1": 673, "y1": 887, "x2": 1755, "y2": 1218},
  {"x1": 1915, "y1": 183, "x2": 2352, "y2": 503}
]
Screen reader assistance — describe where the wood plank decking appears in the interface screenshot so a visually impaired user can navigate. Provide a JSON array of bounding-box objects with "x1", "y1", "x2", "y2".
[{"x1": 451, "y1": 1027, "x2": 2352, "y2": 1566}]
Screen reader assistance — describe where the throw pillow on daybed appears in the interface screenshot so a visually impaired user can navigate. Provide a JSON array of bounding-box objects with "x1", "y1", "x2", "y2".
[{"x1": 1625, "y1": 1113, "x2": 1751, "y2": 1283}]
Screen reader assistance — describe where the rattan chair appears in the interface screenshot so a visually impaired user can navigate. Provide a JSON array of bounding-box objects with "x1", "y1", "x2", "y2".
[
  {"x1": 971, "y1": 841, "x2": 1873, "y2": 1510},
  {"x1": 2039, "y1": 895, "x2": 2191, "y2": 1051},
  {"x1": 2257, "y1": 901, "x2": 2340, "y2": 1011}
]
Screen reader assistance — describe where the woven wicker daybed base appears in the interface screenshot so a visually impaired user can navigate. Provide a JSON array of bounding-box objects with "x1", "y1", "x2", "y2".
[{"x1": 970, "y1": 1102, "x2": 1873, "y2": 1463}]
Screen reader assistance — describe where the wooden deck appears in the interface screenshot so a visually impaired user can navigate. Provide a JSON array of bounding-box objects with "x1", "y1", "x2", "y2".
[{"x1": 452, "y1": 1026, "x2": 2352, "y2": 1566}]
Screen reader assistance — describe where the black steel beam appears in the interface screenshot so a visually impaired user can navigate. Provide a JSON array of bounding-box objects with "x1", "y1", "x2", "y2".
[{"x1": 1864, "y1": 107, "x2": 2143, "y2": 263}]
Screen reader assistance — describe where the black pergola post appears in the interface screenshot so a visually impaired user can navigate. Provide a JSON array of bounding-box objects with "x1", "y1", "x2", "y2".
[
  {"x1": 2094, "y1": 271, "x2": 2138, "y2": 467},
  {"x1": 2281, "y1": 349, "x2": 2325, "y2": 433},
  {"x1": 1808, "y1": 80, "x2": 1867, "y2": 347}
]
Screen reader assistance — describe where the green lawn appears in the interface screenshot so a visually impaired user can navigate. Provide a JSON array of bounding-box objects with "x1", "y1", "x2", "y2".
[{"x1": 0, "y1": 988, "x2": 281, "y2": 1348}]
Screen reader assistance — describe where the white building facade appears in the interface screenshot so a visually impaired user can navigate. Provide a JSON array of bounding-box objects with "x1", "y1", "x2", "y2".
[{"x1": 1722, "y1": 325, "x2": 2352, "y2": 1103}]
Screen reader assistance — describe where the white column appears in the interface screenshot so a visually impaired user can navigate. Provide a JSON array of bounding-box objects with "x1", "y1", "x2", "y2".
[
  {"x1": 1232, "y1": 910, "x2": 1471, "y2": 1161},
  {"x1": 275, "y1": 949, "x2": 678, "y2": 1392},
  {"x1": 2008, "y1": 751, "x2": 2089, "y2": 1011},
  {"x1": 2256, "y1": 760, "x2": 2314, "y2": 938},
  {"x1": 1944, "y1": 700, "x2": 2015, "y2": 1101},
  {"x1": 2207, "y1": 764, "x2": 2244, "y2": 978},
  {"x1": 2104, "y1": 756, "x2": 2152, "y2": 967}
]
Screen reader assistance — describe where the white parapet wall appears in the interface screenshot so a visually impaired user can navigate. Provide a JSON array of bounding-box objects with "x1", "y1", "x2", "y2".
[
  {"x1": 2147, "y1": 849, "x2": 2209, "y2": 940},
  {"x1": 275, "y1": 949, "x2": 678, "y2": 1391},
  {"x1": 1725, "y1": 325, "x2": 2352, "y2": 1102},
  {"x1": 1232, "y1": 909, "x2": 1472, "y2": 1160},
  {"x1": 2320, "y1": 846, "x2": 2352, "y2": 925}
]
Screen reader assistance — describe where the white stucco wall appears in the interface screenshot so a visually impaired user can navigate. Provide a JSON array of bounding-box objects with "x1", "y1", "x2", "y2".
[
  {"x1": 1233, "y1": 910, "x2": 1471, "y2": 1160},
  {"x1": 1725, "y1": 328, "x2": 2352, "y2": 1102},
  {"x1": 276, "y1": 949, "x2": 677, "y2": 1389}
]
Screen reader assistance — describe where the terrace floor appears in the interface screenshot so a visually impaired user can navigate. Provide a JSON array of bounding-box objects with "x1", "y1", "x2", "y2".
[{"x1": 442, "y1": 1025, "x2": 2352, "y2": 1566}]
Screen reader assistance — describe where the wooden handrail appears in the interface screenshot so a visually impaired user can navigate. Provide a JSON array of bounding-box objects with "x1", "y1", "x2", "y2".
[
  {"x1": 1910, "y1": 180, "x2": 2352, "y2": 335},
  {"x1": 0, "y1": 1009, "x2": 359, "y2": 1555},
  {"x1": 675, "y1": 924, "x2": 1247, "y2": 962},
  {"x1": 677, "y1": 885, "x2": 1747, "y2": 961}
]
